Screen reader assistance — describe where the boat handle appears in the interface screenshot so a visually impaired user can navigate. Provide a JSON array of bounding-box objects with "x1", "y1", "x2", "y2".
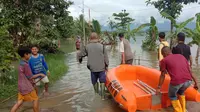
[{"x1": 111, "y1": 82, "x2": 120, "y2": 93}]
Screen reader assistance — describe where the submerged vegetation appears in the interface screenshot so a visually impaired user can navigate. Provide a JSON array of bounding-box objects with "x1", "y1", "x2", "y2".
[{"x1": 141, "y1": 16, "x2": 158, "y2": 50}]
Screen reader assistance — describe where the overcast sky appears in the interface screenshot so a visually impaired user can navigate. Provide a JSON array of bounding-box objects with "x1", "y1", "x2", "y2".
[{"x1": 68, "y1": 0, "x2": 200, "y2": 26}]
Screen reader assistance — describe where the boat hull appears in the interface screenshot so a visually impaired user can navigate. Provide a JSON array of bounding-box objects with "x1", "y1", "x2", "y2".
[{"x1": 106, "y1": 65, "x2": 200, "y2": 112}]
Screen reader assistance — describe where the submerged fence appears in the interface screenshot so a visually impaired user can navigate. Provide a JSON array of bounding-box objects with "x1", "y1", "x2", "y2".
[{"x1": 133, "y1": 56, "x2": 159, "y2": 69}]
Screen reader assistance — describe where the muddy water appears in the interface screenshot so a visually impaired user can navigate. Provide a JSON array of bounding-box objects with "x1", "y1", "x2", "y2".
[{"x1": 0, "y1": 36, "x2": 200, "y2": 112}]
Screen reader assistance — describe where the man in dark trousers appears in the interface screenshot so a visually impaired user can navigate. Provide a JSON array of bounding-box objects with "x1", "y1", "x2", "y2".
[
  {"x1": 79, "y1": 32, "x2": 109, "y2": 100},
  {"x1": 172, "y1": 32, "x2": 193, "y2": 68}
]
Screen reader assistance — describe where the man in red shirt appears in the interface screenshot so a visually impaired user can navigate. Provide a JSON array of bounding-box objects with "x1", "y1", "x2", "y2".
[{"x1": 156, "y1": 46, "x2": 198, "y2": 112}]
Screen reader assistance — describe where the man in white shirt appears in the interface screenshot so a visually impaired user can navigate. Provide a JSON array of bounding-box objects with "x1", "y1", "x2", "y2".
[{"x1": 119, "y1": 33, "x2": 133, "y2": 65}]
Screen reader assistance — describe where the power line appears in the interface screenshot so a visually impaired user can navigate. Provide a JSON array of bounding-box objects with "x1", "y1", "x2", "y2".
[{"x1": 73, "y1": 4, "x2": 199, "y2": 13}]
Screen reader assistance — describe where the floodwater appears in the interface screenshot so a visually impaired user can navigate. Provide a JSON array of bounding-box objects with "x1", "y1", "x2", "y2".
[{"x1": 0, "y1": 36, "x2": 200, "y2": 112}]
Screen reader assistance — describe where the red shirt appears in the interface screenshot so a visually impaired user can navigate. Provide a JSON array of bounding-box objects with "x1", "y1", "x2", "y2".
[{"x1": 160, "y1": 54, "x2": 192, "y2": 85}]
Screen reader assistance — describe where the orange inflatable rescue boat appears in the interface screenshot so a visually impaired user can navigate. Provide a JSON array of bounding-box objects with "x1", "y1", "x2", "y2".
[{"x1": 106, "y1": 65, "x2": 200, "y2": 112}]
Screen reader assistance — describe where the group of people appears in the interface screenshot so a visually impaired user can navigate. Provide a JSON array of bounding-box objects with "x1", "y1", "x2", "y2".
[
  {"x1": 157, "y1": 32, "x2": 198, "y2": 112},
  {"x1": 12, "y1": 31, "x2": 199, "y2": 112},
  {"x1": 11, "y1": 45, "x2": 50, "y2": 112},
  {"x1": 77, "y1": 31, "x2": 199, "y2": 112},
  {"x1": 76, "y1": 32, "x2": 134, "y2": 100}
]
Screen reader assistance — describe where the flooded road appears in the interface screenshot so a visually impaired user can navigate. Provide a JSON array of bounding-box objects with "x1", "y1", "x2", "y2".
[{"x1": 1, "y1": 36, "x2": 200, "y2": 112}]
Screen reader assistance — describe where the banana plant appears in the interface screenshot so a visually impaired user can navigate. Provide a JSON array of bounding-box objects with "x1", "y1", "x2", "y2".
[
  {"x1": 92, "y1": 19, "x2": 101, "y2": 35},
  {"x1": 125, "y1": 24, "x2": 132, "y2": 40},
  {"x1": 137, "y1": 16, "x2": 158, "y2": 50},
  {"x1": 184, "y1": 13, "x2": 200, "y2": 60},
  {"x1": 161, "y1": 11, "x2": 194, "y2": 47}
]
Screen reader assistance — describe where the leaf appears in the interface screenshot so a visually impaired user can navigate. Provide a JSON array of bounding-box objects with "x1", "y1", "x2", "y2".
[
  {"x1": 161, "y1": 11, "x2": 176, "y2": 25},
  {"x1": 132, "y1": 23, "x2": 150, "y2": 33},
  {"x1": 150, "y1": 16, "x2": 156, "y2": 26},
  {"x1": 188, "y1": 40, "x2": 199, "y2": 46},
  {"x1": 177, "y1": 17, "x2": 194, "y2": 29},
  {"x1": 92, "y1": 19, "x2": 101, "y2": 35}
]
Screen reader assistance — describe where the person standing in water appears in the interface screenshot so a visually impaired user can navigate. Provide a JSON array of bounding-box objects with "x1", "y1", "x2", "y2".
[
  {"x1": 119, "y1": 33, "x2": 133, "y2": 65},
  {"x1": 172, "y1": 32, "x2": 193, "y2": 68},
  {"x1": 76, "y1": 36, "x2": 82, "y2": 62},
  {"x1": 156, "y1": 46, "x2": 198, "y2": 112},
  {"x1": 158, "y1": 32, "x2": 169, "y2": 61},
  {"x1": 79, "y1": 32, "x2": 109, "y2": 100}
]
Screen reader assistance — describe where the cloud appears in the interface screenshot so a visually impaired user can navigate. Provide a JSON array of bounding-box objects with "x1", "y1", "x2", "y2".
[{"x1": 68, "y1": 0, "x2": 200, "y2": 25}]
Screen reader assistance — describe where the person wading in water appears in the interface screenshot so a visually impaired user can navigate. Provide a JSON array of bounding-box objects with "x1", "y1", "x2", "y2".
[
  {"x1": 76, "y1": 36, "x2": 82, "y2": 63},
  {"x1": 79, "y1": 32, "x2": 109, "y2": 100},
  {"x1": 119, "y1": 33, "x2": 133, "y2": 65}
]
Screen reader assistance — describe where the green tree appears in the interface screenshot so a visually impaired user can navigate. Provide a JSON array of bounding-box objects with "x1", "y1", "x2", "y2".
[
  {"x1": 0, "y1": 0, "x2": 73, "y2": 47},
  {"x1": 146, "y1": 0, "x2": 198, "y2": 47},
  {"x1": 0, "y1": 0, "x2": 73, "y2": 82},
  {"x1": 161, "y1": 12, "x2": 194, "y2": 47},
  {"x1": 108, "y1": 19, "x2": 116, "y2": 31},
  {"x1": 0, "y1": 18, "x2": 17, "y2": 85},
  {"x1": 74, "y1": 14, "x2": 90, "y2": 43},
  {"x1": 184, "y1": 13, "x2": 200, "y2": 60},
  {"x1": 92, "y1": 19, "x2": 101, "y2": 35},
  {"x1": 53, "y1": 0, "x2": 74, "y2": 38},
  {"x1": 113, "y1": 10, "x2": 134, "y2": 32}
]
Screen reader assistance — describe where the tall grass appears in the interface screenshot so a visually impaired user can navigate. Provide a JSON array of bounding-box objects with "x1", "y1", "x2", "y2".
[{"x1": 45, "y1": 53, "x2": 68, "y2": 83}]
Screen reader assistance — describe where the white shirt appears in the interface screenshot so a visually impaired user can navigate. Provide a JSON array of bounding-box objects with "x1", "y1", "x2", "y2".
[{"x1": 119, "y1": 40, "x2": 124, "y2": 53}]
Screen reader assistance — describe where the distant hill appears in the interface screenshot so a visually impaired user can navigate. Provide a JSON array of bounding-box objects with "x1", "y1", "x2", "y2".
[{"x1": 102, "y1": 21, "x2": 196, "y2": 32}]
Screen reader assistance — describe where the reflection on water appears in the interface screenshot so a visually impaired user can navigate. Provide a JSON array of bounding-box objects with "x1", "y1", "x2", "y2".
[{"x1": 0, "y1": 36, "x2": 200, "y2": 112}]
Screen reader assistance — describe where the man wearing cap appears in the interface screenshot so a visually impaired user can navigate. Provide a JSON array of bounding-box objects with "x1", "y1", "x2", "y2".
[
  {"x1": 172, "y1": 32, "x2": 193, "y2": 68},
  {"x1": 119, "y1": 33, "x2": 133, "y2": 65}
]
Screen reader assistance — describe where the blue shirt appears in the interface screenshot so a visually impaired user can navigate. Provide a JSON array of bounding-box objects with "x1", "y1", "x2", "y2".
[{"x1": 29, "y1": 54, "x2": 48, "y2": 77}]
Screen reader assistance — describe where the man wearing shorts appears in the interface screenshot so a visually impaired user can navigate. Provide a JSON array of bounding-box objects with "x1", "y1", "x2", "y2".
[
  {"x1": 79, "y1": 32, "x2": 109, "y2": 100},
  {"x1": 29, "y1": 45, "x2": 50, "y2": 95},
  {"x1": 11, "y1": 47, "x2": 45, "y2": 112},
  {"x1": 156, "y1": 46, "x2": 198, "y2": 112}
]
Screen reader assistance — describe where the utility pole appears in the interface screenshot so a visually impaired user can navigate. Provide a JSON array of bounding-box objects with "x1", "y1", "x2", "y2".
[
  {"x1": 87, "y1": 8, "x2": 91, "y2": 43},
  {"x1": 82, "y1": 0, "x2": 86, "y2": 46}
]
